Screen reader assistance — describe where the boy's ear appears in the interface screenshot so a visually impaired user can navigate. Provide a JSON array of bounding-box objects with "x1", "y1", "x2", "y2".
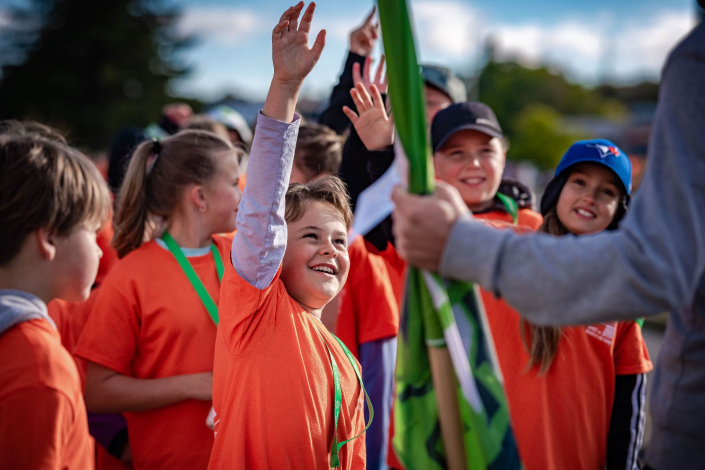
[{"x1": 36, "y1": 228, "x2": 57, "y2": 261}]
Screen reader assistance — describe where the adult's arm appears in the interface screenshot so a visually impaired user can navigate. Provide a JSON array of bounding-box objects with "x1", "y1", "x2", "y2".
[{"x1": 439, "y1": 25, "x2": 705, "y2": 326}]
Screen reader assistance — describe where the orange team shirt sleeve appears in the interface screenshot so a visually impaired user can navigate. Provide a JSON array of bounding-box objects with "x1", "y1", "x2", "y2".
[
  {"x1": 218, "y1": 261, "x2": 284, "y2": 356},
  {"x1": 0, "y1": 386, "x2": 88, "y2": 469},
  {"x1": 613, "y1": 321, "x2": 653, "y2": 375},
  {"x1": 95, "y1": 218, "x2": 119, "y2": 287},
  {"x1": 75, "y1": 269, "x2": 141, "y2": 375}
]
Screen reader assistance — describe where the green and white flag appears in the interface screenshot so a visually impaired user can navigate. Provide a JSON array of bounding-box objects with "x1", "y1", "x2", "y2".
[{"x1": 377, "y1": 0, "x2": 523, "y2": 468}]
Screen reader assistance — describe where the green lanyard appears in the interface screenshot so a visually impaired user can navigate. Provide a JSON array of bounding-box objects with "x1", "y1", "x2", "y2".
[
  {"x1": 308, "y1": 316, "x2": 374, "y2": 468},
  {"x1": 496, "y1": 193, "x2": 519, "y2": 226},
  {"x1": 162, "y1": 231, "x2": 224, "y2": 325}
]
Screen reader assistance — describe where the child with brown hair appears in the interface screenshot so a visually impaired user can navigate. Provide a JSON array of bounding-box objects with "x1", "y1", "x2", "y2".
[
  {"x1": 74, "y1": 128, "x2": 242, "y2": 469},
  {"x1": 0, "y1": 130, "x2": 111, "y2": 469},
  {"x1": 208, "y1": 3, "x2": 369, "y2": 469},
  {"x1": 290, "y1": 122, "x2": 344, "y2": 184}
]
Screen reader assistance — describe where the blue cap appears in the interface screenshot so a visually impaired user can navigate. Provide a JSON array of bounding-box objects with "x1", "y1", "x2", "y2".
[{"x1": 555, "y1": 139, "x2": 632, "y2": 195}]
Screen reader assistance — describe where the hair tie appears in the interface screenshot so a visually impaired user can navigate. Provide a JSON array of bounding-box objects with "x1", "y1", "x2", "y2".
[
  {"x1": 151, "y1": 138, "x2": 162, "y2": 154},
  {"x1": 146, "y1": 138, "x2": 161, "y2": 174}
]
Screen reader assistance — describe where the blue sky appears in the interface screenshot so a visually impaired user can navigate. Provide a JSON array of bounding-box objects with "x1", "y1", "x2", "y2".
[
  {"x1": 172, "y1": 0, "x2": 698, "y2": 101},
  {"x1": 1, "y1": 0, "x2": 699, "y2": 101}
]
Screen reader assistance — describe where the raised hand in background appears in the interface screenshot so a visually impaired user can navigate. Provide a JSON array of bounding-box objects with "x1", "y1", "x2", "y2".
[
  {"x1": 343, "y1": 55, "x2": 394, "y2": 152},
  {"x1": 349, "y1": 7, "x2": 378, "y2": 56}
]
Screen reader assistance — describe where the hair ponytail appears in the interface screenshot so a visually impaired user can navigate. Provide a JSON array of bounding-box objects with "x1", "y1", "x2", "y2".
[
  {"x1": 112, "y1": 130, "x2": 233, "y2": 258},
  {"x1": 518, "y1": 206, "x2": 567, "y2": 375},
  {"x1": 113, "y1": 140, "x2": 156, "y2": 258}
]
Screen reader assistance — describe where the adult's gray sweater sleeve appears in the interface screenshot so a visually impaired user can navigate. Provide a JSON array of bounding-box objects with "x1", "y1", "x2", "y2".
[
  {"x1": 232, "y1": 111, "x2": 300, "y2": 290},
  {"x1": 439, "y1": 23, "x2": 705, "y2": 326}
]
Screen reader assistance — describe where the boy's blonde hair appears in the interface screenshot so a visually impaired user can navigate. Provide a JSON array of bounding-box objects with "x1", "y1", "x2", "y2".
[
  {"x1": 0, "y1": 131, "x2": 111, "y2": 265},
  {"x1": 285, "y1": 175, "x2": 353, "y2": 230},
  {"x1": 113, "y1": 130, "x2": 235, "y2": 258}
]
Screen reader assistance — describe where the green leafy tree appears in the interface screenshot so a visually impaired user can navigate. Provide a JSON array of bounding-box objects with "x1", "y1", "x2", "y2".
[
  {"x1": 0, "y1": 0, "x2": 194, "y2": 149},
  {"x1": 508, "y1": 104, "x2": 585, "y2": 170},
  {"x1": 474, "y1": 60, "x2": 628, "y2": 168}
]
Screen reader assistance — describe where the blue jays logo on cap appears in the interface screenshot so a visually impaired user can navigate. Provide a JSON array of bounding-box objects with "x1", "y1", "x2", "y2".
[
  {"x1": 554, "y1": 139, "x2": 632, "y2": 195},
  {"x1": 587, "y1": 143, "x2": 621, "y2": 158}
]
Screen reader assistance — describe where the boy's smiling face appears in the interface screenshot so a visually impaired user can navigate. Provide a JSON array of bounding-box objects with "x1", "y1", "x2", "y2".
[
  {"x1": 433, "y1": 129, "x2": 506, "y2": 212},
  {"x1": 281, "y1": 201, "x2": 350, "y2": 313}
]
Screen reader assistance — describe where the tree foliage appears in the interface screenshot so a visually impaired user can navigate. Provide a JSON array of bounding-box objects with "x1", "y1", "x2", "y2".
[
  {"x1": 0, "y1": 0, "x2": 194, "y2": 150},
  {"x1": 475, "y1": 60, "x2": 630, "y2": 169}
]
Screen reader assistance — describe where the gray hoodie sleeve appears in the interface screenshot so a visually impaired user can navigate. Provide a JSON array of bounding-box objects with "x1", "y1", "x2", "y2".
[
  {"x1": 231, "y1": 111, "x2": 300, "y2": 290},
  {"x1": 439, "y1": 24, "x2": 705, "y2": 326}
]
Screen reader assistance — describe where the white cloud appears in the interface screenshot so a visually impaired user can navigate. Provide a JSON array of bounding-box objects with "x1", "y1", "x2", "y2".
[
  {"x1": 490, "y1": 10, "x2": 696, "y2": 81},
  {"x1": 179, "y1": 8, "x2": 263, "y2": 46},
  {"x1": 411, "y1": 1, "x2": 482, "y2": 59},
  {"x1": 0, "y1": 10, "x2": 11, "y2": 31},
  {"x1": 617, "y1": 12, "x2": 696, "y2": 75}
]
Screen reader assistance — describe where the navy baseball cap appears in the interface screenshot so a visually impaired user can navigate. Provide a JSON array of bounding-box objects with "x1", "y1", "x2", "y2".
[
  {"x1": 431, "y1": 102, "x2": 504, "y2": 152},
  {"x1": 420, "y1": 65, "x2": 467, "y2": 104}
]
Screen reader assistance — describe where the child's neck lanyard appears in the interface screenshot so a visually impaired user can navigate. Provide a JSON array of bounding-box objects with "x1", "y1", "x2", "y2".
[
  {"x1": 496, "y1": 193, "x2": 519, "y2": 225},
  {"x1": 308, "y1": 316, "x2": 374, "y2": 468},
  {"x1": 162, "y1": 231, "x2": 224, "y2": 325}
]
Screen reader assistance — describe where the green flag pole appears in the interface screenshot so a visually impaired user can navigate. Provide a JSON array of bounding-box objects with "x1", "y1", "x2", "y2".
[{"x1": 377, "y1": 1, "x2": 467, "y2": 467}]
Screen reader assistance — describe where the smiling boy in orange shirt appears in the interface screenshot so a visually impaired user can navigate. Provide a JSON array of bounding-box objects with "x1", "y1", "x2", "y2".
[{"x1": 209, "y1": 3, "x2": 369, "y2": 469}]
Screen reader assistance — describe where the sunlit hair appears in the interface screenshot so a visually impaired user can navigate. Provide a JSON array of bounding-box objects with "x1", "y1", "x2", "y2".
[
  {"x1": 185, "y1": 115, "x2": 232, "y2": 143},
  {"x1": 0, "y1": 119, "x2": 68, "y2": 143},
  {"x1": 294, "y1": 123, "x2": 344, "y2": 179},
  {"x1": 0, "y1": 132, "x2": 111, "y2": 265},
  {"x1": 285, "y1": 175, "x2": 353, "y2": 230},
  {"x1": 112, "y1": 129, "x2": 235, "y2": 258}
]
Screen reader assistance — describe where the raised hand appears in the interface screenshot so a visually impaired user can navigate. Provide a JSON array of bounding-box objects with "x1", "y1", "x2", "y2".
[
  {"x1": 265, "y1": 2, "x2": 326, "y2": 123},
  {"x1": 271, "y1": 2, "x2": 326, "y2": 87},
  {"x1": 350, "y1": 7, "x2": 379, "y2": 57},
  {"x1": 343, "y1": 81, "x2": 394, "y2": 151},
  {"x1": 353, "y1": 54, "x2": 387, "y2": 95}
]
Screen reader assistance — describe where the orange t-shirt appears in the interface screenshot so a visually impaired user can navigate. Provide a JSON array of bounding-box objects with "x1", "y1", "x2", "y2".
[
  {"x1": 0, "y1": 319, "x2": 93, "y2": 469},
  {"x1": 209, "y1": 262, "x2": 367, "y2": 469},
  {"x1": 95, "y1": 219, "x2": 119, "y2": 287},
  {"x1": 48, "y1": 290, "x2": 100, "y2": 389},
  {"x1": 75, "y1": 236, "x2": 232, "y2": 470},
  {"x1": 483, "y1": 296, "x2": 652, "y2": 469},
  {"x1": 335, "y1": 236, "x2": 400, "y2": 357}
]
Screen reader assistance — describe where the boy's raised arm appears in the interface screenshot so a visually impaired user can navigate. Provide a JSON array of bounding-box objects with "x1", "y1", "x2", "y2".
[{"x1": 232, "y1": 2, "x2": 326, "y2": 289}]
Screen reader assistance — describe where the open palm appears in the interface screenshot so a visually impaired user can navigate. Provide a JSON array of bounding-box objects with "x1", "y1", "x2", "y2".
[
  {"x1": 343, "y1": 82, "x2": 394, "y2": 151},
  {"x1": 272, "y1": 2, "x2": 326, "y2": 85}
]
